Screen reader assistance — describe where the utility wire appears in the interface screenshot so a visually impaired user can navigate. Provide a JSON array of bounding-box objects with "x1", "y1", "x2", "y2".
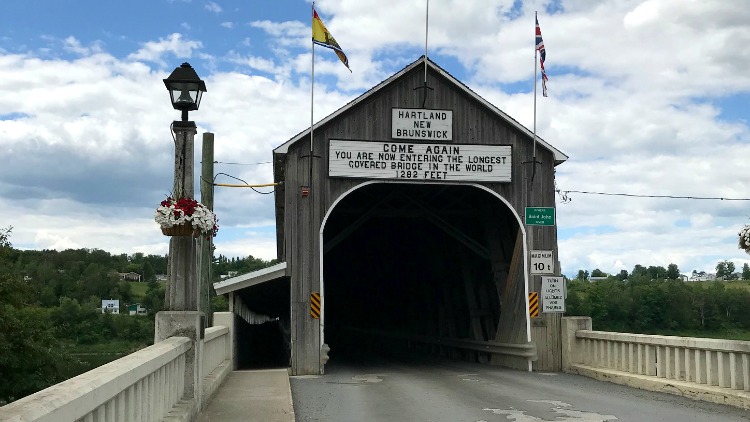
[
  {"x1": 212, "y1": 172, "x2": 276, "y2": 194},
  {"x1": 212, "y1": 160, "x2": 272, "y2": 166},
  {"x1": 557, "y1": 189, "x2": 750, "y2": 202}
]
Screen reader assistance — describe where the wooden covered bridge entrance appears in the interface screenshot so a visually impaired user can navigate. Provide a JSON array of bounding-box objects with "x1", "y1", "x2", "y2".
[{"x1": 215, "y1": 57, "x2": 567, "y2": 375}]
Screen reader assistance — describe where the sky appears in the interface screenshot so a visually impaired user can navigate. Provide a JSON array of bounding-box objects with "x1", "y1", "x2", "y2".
[{"x1": 1, "y1": 0, "x2": 749, "y2": 278}]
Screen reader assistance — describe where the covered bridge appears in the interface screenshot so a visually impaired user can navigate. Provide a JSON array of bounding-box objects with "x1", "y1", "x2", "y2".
[{"x1": 214, "y1": 56, "x2": 567, "y2": 375}]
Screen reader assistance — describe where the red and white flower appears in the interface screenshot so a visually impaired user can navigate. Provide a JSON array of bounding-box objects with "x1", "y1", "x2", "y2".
[
  {"x1": 739, "y1": 224, "x2": 750, "y2": 254},
  {"x1": 155, "y1": 197, "x2": 218, "y2": 237}
]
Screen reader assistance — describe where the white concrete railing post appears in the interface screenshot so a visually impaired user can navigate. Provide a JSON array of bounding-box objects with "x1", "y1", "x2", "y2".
[
  {"x1": 212, "y1": 312, "x2": 234, "y2": 364},
  {"x1": 155, "y1": 310, "x2": 204, "y2": 413},
  {"x1": 561, "y1": 316, "x2": 592, "y2": 371}
]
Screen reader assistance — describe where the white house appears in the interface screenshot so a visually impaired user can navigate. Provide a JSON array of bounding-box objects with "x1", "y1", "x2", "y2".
[
  {"x1": 101, "y1": 299, "x2": 120, "y2": 314},
  {"x1": 689, "y1": 271, "x2": 715, "y2": 282},
  {"x1": 220, "y1": 271, "x2": 239, "y2": 280},
  {"x1": 118, "y1": 272, "x2": 141, "y2": 282},
  {"x1": 128, "y1": 303, "x2": 146, "y2": 315}
]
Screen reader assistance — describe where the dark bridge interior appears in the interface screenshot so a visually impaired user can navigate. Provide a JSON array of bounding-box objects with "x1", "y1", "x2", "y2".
[
  {"x1": 235, "y1": 278, "x2": 290, "y2": 369},
  {"x1": 323, "y1": 183, "x2": 518, "y2": 363}
]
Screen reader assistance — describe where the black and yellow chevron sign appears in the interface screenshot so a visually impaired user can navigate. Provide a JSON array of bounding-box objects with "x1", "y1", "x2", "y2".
[
  {"x1": 529, "y1": 292, "x2": 539, "y2": 317},
  {"x1": 310, "y1": 292, "x2": 321, "y2": 319}
]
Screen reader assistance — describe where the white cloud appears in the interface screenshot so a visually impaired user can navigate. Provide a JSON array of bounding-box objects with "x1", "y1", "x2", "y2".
[
  {"x1": 205, "y1": 1, "x2": 222, "y2": 13},
  {"x1": 127, "y1": 33, "x2": 202, "y2": 65}
]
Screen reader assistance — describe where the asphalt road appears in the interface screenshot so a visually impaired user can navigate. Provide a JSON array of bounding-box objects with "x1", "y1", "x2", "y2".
[{"x1": 290, "y1": 356, "x2": 750, "y2": 422}]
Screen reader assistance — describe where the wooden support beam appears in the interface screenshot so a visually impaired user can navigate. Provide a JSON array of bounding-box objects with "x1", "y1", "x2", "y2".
[
  {"x1": 460, "y1": 249, "x2": 488, "y2": 363},
  {"x1": 492, "y1": 230, "x2": 524, "y2": 358},
  {"x1": 396, "y1": 192, "x2": 490, "y2": 259},
  {"x1": 323, "y1": 192, "x2": 399, "y2": 254}
]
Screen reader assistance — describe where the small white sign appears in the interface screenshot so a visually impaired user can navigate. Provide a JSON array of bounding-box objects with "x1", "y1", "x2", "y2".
[
  {"x1": 542, "y1": 276, "x2": 565, "y2": 313},
  {"x1": 530, "y1": 250, "x2": 554, "y2": 274},
  {"x1": 328, "y1": 140, "x2": 511, "y2": 182},
  {"x1": 392, "y1": 108, "x2": 453, "y2": 141}
]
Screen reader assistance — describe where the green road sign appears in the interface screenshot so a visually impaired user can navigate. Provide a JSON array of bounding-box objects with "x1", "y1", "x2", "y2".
[{"x1": 525, "y1": 207, "x2": 555, "y2": 226}]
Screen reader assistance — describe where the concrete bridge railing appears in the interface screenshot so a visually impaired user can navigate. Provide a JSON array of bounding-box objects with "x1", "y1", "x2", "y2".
[
  {"x1": 0, "y1": 312, "x2": 234, "y2": 422},
  {"x1": 562, "y1": 316, "x2": 750, "y2": 410}
]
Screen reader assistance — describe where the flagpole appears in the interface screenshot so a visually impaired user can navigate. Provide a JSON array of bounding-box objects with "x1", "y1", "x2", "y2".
[
  {"x1": 310, "y1": 2, "x2": 320, "y2": 356},
  {"x1": 424, "y1": 0, "x2": 429, "y2": 82},
  {"x1": 532, "y1": 11, "x2": 538, "y2": 174},
  {"x1": 310, "y1": 2, "x2": 316, "y2": 188}
]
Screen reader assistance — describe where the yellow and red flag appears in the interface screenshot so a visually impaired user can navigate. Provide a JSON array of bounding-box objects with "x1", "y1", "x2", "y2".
[{"x1": 312, "y1": 8, "x2": 350, "y2": 71}]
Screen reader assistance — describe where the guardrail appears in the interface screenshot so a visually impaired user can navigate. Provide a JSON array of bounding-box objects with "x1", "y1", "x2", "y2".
[
  {"x1": 0, "y1": 337, "x2": 193, "y2": 422},
  {"x1": 202, "y1": 326, "x2": 229, "y2": 378},
  {"x1": 562, "y1": 316, "x2": 750, "y2": 410},
  {"x1": 201, "y1": 313, "x2": 233, "y2": 402},
  {"x1": 1, "y1": 312, "x2": 235, "y2": 422}
]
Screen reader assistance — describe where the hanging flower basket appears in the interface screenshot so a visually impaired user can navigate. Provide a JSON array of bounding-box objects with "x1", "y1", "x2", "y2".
[
  {"x1": 160, "y1": 223, "x2": 197, "y2": 237},
  {"x1": 155, "y1": 197, "x2": 218, "y2": 238},
  {"x1": 739, "y1": 224, "x2": 750, "y2": 254}
]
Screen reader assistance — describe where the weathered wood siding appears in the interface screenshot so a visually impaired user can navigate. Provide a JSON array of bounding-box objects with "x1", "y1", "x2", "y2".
[{"x1": 274, "y1": 61, "x2": 561, "y2": 374}]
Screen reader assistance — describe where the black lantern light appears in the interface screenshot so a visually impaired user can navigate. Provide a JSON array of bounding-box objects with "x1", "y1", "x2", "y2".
[{"x1": 163, "y1": 62, "x2": 207, "y2": 123}]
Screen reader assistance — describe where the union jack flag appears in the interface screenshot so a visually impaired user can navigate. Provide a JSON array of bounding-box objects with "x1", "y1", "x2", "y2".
[{"x1": 536, "y1": 16, "x2": 548, "y2": 97}]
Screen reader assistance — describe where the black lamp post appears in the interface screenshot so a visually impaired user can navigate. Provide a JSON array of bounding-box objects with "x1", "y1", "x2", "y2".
[
  {"x1": 161, "y1": 62, "x2": 207, "y2": 313},
  {"x1": 164, "y1": 62, "x2": 207, "y2": 124}
]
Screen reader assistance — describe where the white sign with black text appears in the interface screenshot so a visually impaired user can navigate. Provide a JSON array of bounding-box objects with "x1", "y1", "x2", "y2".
[
  {"x1": 328, "y1": 140, "x2": 512, "y2": 182},
  {"x1": 541, "y1": 276, "x2": 565, "y2": 313},
  {"x1": 392, "y1": 108, "x2": 453, "y2": 141},
  {"x1": 530, "y1": 250, "x2": 554, "y2": 274}
]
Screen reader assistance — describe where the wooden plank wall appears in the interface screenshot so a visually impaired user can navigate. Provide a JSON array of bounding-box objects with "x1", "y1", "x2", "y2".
[{"x1": 277, "y1": 62, "x2": 561, "y2": 374}]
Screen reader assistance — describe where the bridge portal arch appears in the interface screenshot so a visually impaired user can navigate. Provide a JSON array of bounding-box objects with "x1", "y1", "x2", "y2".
[{"x1": 318, "y1": 181, "x2": 531, "y2": 366}]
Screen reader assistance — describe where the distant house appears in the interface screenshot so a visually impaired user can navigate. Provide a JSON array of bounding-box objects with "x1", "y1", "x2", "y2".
[
  {"x1": 689, "y1": 271, "x2": 715, "y2": 282},
  {"x1": 220, "y1": 271, "x2": 239, "y2": 280},
  {"x1": 155, "y1": 274, "x2": 168, "y2": 282},
  {"x1": 118, "y1": 272, "x2": 142, "y2": 282},
  {"x1": 101, "y1": 299, "x2": 120, "y2": 314},
  {"x1": 588, "y1": 276, "x2": 609, "y2": 282},
  {"x1": 128, "y1": 303, "x2": 147, "y2": 315}
]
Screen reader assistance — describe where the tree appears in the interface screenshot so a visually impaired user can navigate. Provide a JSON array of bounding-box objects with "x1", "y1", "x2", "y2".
[
  {"x1": 666, "y1": 263, "x2": 680, "y2": 280},
  {"x1": 0, "y1": 230, "x2": 73, "y2": 404},
  {"x1": 726, "y1": 261, "x2": 736, "y2": 278},
  {"x1": 716, "y1": 260, "x2": 735, "y2": 280},
  {"x1": 646, "y1": 266, "x2": 667, "y2": 280},
  {"x1": 631, "y1": 265, "x2": 648, "y2": 279},
  {"x1": 591, "y1": 268, "x2": 606, "y2": 277},
  {"x1": 615, "y1": 270, "x2": 629, "y2": 281},
  {"x1": 142, "y1": 281, "x2": 165, "y2": 315},
  {"x1": 716, "y1": 261, "x2": 727, "y2": 279},
  {"x1": 742, "y1": 263, "x2": 750, "y2": 281},
  {"x1": 575, "y1": 269, "x2": 589, "y2": 282}
]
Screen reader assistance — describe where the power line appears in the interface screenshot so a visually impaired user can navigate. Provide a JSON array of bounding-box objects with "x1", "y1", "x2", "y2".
[
  {"x1": 557, "y1": 189, "x2": 750, "y2": 202},
  {"x1": 212, "y1": 160, "x2": 272, "y2": 166},
  {"x1": 210, "y1": 172, "x2": 277, "y2": 194}
]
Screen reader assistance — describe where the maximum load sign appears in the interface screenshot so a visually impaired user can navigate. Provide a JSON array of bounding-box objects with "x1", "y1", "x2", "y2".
[{"x1": 530, "y1": 250, "x2": 554, "y2": 274}]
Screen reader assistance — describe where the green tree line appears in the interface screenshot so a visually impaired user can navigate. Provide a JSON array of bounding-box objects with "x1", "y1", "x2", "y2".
[{"x1": 566, "y1": 275, "x2": 750, "y2": 335}]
